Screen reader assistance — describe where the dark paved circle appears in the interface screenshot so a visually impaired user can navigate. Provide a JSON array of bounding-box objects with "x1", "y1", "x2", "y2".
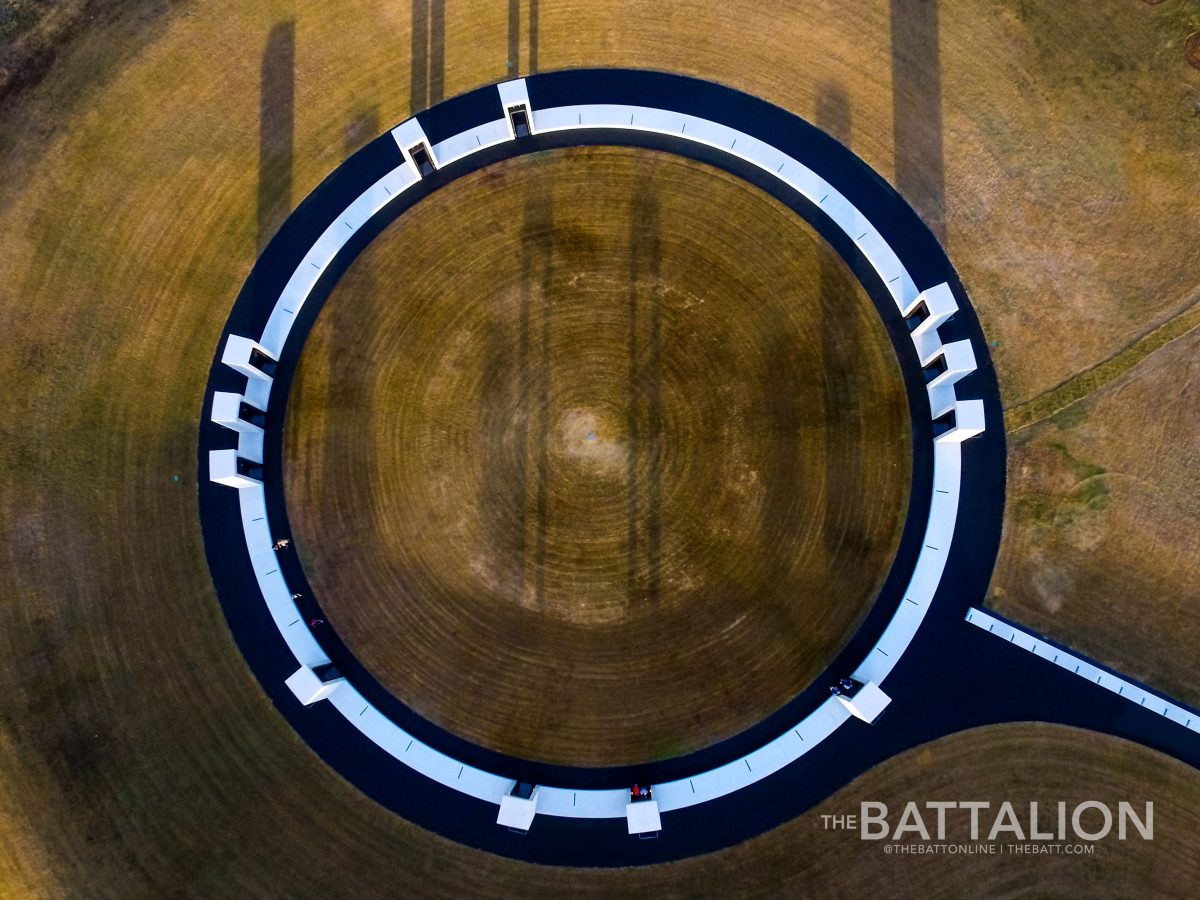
[
  {"x1": 198, "y1": 69, "x2": 1010, "y2": 867},
  {"x1": 284, "y1": 146, "x2": 911, "y2": 766}
]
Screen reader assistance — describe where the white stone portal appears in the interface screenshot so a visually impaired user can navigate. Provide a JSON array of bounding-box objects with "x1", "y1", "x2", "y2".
[
  {"x1": 221, "y1": 334, "x2": 276, "y2": 381},
  {"x1": 906, "y1": 282, "x2": 958, "y2": 337},
  {"x1": 208, "y1": 448, "x2": 261, "y2": 489},
  {"x1": 924, "y1": 339, "x2": 978, "y2": 389},
  {"x1": 391, "y1": 118, "x2": 438, "y2": 178},
  {"x1": 499, "y1": 78, "x2": 535, "y2": 138},
  {"x1": 934, "y1": 399, "x2": 986, "y2": 444},
  {"x1": 211, "y1": 391, "x2": 263, "y2": 435}
]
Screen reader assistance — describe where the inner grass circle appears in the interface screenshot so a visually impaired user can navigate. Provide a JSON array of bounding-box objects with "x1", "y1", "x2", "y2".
[{"x1": 283, "y1": 146, "x2": 911, "y2": 767}]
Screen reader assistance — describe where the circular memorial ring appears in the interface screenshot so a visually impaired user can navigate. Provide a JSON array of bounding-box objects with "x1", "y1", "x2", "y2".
[{"x1": 199, "y1": 69, "x2": 1005, "y2": 866}]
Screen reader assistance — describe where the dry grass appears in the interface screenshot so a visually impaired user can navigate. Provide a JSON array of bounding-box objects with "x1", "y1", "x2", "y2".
[
  {"x1": 284, "y1": 146, "x2": 909, "y2": 765},
  {"x1": 1005, "y1": 288, "x2": 1200, "y2": 433},
  {"x1": 0, "y1": 0, "x2": 1197, "y2": 895},
  {"x1": 990, "y1": 324, "x2": 1200, "y2": 706},
  {"x1": 941, "y1": 0, "x2": 1200, "y2": 406},
  {"x1": 972, "y1": 2, "x2": 1200, "y2": 709}
]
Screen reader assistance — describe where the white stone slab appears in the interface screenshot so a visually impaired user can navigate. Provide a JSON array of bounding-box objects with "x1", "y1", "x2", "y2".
[
  {"x1": 935, "y1": 399, "x2": 986, "y2": 444},
  {"x1": 626, "y1": 800, "x2": 662, "y2": 835},
  {"x1": 497, "y1": 792, "x2": 538, "y2": 830},
  {"x1": 432, "y1": 119, "x2": 512, "y2": 166},
  {"x1": 836, "y1": 681, "x2": 891, "y2": 723},
  {"x1": 286, "y1": 665, "x2": 344, "y2": 705},
  {"x1": 221, "y1": 334, "x2": 274, "y2": 381},
  {"x1": 231, "y1": 90, "x2": 999, "y2": 818},
  {"x1": 208, "y1": 449, "x2": 259, "y2": 489}
]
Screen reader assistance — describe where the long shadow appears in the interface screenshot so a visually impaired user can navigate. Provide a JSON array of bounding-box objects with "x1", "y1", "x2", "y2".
[
  {"x1": 344, "y1": 109, "x2": 380, "y2": 156},
  {"x1": 410, "y1": 0, "x2": 445, "y2": 113},
  {"x1": 409, "y1": 0, "x2": 427, "y2": 113},
  {"x1": 816, "y1": 83, "x2": 851, "y2": 169},
  {"x1": 429, "y1": 0, "x2": 445, "y2": 105},
  {"x1": 626, "y1": 174, "x2": 662, "y2": 608},
  {"x1": 507, "y1": 0, "x2": 520, "y2": 75},
  {"x1": 257, "y1": 20, "x2": 295, "y2": 253},
  {"x1": 281, "y1": 108, "x2": 381, "y2": 617},
  {"x1": 529, "y1": 186, "x2": 553, "y2": 610},
  {"x1": 528, "y1": 0, "x2": 539, "y2": 74},
  {"x1": 752, "y1": 85, "x2": 855, "y2": 641},
  {"x1": 505, "y1": 0, "x2": 539, "y2": 77},
  {"x1": 891, "y1": 0, "x2": 946, "y2": 240},
  {"x1": 815, "y1": 84, "x2": 870, "y2": 562},
  {"x1": 325, "y1": 109, "x2": 381, "y2": 567},
  {"x1": 479, "y1": 184, "x2": 554, "y2": 609},
  {"x1": 758, "y1": 282, "x2": 814, "y2": 623},
  {"x1": 478, "y1": 261, "x2": 528, "y2": 604}
]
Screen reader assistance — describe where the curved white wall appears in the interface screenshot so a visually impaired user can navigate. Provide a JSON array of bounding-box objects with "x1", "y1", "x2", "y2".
[{"x1": 209, "y1": 78, "x2": 987, "y2": 820}]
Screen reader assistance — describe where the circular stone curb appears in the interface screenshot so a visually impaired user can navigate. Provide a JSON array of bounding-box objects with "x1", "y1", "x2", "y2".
[{"x1": 197, "y1": 69, "x2": 1006, "y2": 866}]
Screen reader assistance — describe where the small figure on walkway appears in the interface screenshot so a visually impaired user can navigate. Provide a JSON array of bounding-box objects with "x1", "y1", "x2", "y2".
[
  {"x1": 273, "y1": 538, "x2": 290, "y2": 550},
  {"x1": 291, "y1": 593, "x2": 303, "y2": 601}
]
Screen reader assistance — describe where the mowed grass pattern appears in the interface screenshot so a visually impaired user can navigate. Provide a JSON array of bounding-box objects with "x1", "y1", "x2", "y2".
[
  {"x1": 284, "y1": 147, "x2": 911, "y2": 765},
  {"x1": 1, "y1": 0, "x2": 1199, "y2": 894}
]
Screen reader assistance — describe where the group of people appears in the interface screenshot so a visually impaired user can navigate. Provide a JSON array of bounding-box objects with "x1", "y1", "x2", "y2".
[
  {"x1": 277, "y1": 540, "x2": 326, "y2": 627},
  {"x1": 630, "y1": 784, "x2": 653, "y2": 802},
  {"x1": 829, "y1": 677, "x2": 857, "y2": 697}
]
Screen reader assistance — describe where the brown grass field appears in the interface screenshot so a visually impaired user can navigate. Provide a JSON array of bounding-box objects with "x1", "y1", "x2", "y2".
[
  {"x1": 1, "y1": 0, "x2": 1199, "y2": 895},
  {"x1": 284, "y1": 146, "x2": 909, "y2": 765}
]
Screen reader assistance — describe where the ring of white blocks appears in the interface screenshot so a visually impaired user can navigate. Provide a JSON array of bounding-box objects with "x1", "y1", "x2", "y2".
[{"x1": 200, "y1": 77, "x2": 1005, "y2": 828}]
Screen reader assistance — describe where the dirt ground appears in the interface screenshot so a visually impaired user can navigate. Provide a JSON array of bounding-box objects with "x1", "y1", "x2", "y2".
[
  {"x1": 1, "y1": 0, "x2": 1199, "y2": 895},
  {"x1": 284, "y1": 146, "x2": 909, "y2": 765}
]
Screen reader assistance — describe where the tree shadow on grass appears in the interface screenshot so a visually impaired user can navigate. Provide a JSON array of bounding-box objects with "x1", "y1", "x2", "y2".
[{"x1": 891, "y1": 0, "x2": 946, "y2": 240}]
